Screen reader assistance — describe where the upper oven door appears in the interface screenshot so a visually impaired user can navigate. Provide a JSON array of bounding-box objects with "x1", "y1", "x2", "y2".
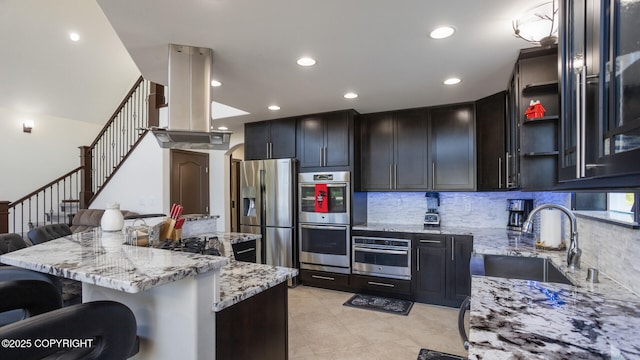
[{"x1": 298, "y1": 172, "x2": 350, "y2": 224}]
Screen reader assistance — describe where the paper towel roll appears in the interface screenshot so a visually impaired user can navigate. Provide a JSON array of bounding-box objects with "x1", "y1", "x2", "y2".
[{"x1": 540, "y1": 209, "x2": 562, "y2": 247}]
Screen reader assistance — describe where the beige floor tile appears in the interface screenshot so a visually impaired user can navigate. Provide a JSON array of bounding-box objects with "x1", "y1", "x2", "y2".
[{"x1": 288, "y1": 285, "x2": 468, "y2": 359}]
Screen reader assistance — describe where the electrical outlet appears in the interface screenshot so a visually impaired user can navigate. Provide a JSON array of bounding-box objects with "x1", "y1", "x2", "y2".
[{"x1": 464, "y1": 200, "x2": 471, "y2": 212}]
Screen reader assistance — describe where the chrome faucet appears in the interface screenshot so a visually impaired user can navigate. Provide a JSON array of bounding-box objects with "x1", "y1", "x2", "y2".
[{"x1": 522, "y1": 204, "x2": 581, "y2": 269}]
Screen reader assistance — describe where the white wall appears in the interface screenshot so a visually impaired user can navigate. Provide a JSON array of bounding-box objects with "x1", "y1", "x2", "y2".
[
  {"x1": 0, "y1": 107, "x2": 101, "y2": 201},
  {"x1": 91, "y1": 129, "x2": 245, "y2": 231},
  {"x1": 90, "y1": 132, "x2": 165, "y2": 214}
]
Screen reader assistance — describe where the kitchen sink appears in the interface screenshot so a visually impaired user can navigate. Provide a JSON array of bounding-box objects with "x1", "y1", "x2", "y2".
[{"x1": 470, "y1": 254, "x2": 574, "y2": 285}]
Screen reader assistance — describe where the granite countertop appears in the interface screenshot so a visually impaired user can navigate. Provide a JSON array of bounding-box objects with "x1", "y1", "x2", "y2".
[
  {"x1": 350, "y1": 224, "x2": 640, "y2": 358},
  {"x1": 0, "y1": 228, "x2": 228, "y2": 293},
  {"x1": 192, "y1": 232, "x2": 299, "y2": 312}
]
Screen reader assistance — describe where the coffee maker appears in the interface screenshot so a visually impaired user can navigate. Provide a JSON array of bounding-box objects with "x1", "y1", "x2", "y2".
[
  {"x1": 507, "y1": 199, "x2": 534, "y2": 230},
  {"x1": 424, "y1": 192, "x2": 441, "y2": 228}
]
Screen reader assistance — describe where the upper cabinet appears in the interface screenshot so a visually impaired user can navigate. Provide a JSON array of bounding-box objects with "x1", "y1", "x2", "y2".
[
  {"x1": 476, "y1": 91, "x2": 508, "y2": 191},
  {"x1": 509, "y1": 46, "x2": 560, "y2": 191},
  {"x1": 559, "y1": 0, "x2": 640, "y2": 188},
  {"x1": 360, "y1": 104, "x2": 475, "y2": 191},
  {"x1": 297, "y1": 110, "x2": 356, "y2": 171},
  {"x1": 360, "y1": 109, "x2": 429, "y2": 190},
  {"x1": 431, "y1": 104, "x2": 476, "y2": 191},
  {"x1": 244, "y1": 118, "x2": 296, "y2": 160}
]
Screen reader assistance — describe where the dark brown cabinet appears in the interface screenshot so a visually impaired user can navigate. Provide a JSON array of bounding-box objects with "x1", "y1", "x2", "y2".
[
  {"x1": 298, "y1": 110, "x2": 355, "y2": 171},
  {"x1": 430, "y1": 104, "x2": 476, "y2": 191},
  {"x1": 360, "y1": 104, "x2": 474, "y2": 191},
  {"x1": 557, "y1": 0, "x2": 640, "y2": 189},
  {"x1": 231, "y1": 239, "x2": 257, "y2": 263},
  {"x1": 350, "y1": 274, "x2": 412, "y2": 298},
  {"x1": 216, "y1": 282, "x2": 288, "y2": 360},
  {"x1": 413, "y1": 235, "x2": 447, "y2": 304},
  {"x1": 513, "y1": 46, "x2": 560, "y2": 190},
  {"x1": 360, "y1": 109, "x2": 429, "y2": 190},
  {"x1": 447, "y1": 235, "x2": 473, "y2": 305},
  {"x1": 476, "y1": 91, "x2": 508, "y2": 191},
  {"x1": 244, "y1": 118, "x2": 296, "y2": 160},
  {"x1": 413, "y1": 234, "x2": 472, "y2": 308}
]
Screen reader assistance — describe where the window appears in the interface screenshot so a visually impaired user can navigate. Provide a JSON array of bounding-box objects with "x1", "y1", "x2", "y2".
[{"x1": 572, "y1": 192, "x2": 639, "y2": 227}]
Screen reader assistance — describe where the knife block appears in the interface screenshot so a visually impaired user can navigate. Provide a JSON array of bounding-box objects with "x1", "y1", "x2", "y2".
[
  {"x1": 169, "y1": 228, "x2": 182, "y2": 241},
  {"x1": 160, "y1": 218, "x2": 176, "y2": 241}
]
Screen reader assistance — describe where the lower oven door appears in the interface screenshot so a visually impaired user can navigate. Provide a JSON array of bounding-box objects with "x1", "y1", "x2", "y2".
[
  {"x1": 352, "y1": 244, "x2": 411, "y2": 280},
  {"x1": 299, "y1": 224, "x2": 350, "y2": 272}
]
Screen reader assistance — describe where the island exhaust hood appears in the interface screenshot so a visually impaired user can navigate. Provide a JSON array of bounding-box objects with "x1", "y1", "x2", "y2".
[{"x1": 152, "y1": 44, "x2": 231, "y2": 150}]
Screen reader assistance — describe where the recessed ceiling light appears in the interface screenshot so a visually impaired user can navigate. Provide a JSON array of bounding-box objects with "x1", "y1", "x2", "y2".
[
  {"x1": 443, "y1": 78, "x2": 461, "y2": 85},
  {"x1": 217, "y1": 126, "x2": 228, "y2": 131},
  {"x1": 296, "y1": 57, "x2": 316, "y2": 66},
  {"x1": 343, "y1": 92, "x2": 358, "y2": 99},
  {"x1": 430, "y1": 26, "x2": 455, "y2": 39},
  {"x1": 268, "y1": 105, "x2": 281, "y2": 111},
  {"x1": 69, "y1": 32, "x2": 80, "y2": 42},
  {"x1": 210, "y1": 79, "x2": 222, "y2": 87}
]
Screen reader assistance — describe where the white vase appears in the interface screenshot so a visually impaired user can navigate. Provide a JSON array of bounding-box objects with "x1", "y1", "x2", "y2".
[{"x1": 101, "y1": 202, "x2": 124, "y2": 232}]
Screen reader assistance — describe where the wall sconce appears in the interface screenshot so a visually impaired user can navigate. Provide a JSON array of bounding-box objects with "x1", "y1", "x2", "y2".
[
  {"x1": 513, "y1": 1, "x2": 558, "y2": 46},
  {"x1": 23, "y1": 120, "x2": 34, "y2": 133}
]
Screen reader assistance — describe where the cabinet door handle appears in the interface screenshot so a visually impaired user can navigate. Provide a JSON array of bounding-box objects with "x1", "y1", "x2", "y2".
[
  {"x1": 394, "y1": 163, "x2": 397, "y2": 189},
  {"x1": 580, "y1": 66, "x2": 586, "y2": 177},
  {"x1": 368, "y1": 281, "x2": 394, "y2": 288},
  {"x1": 432, "y1": 162, "x2": 436, "y2": 188},
  {"x1": 451, "y1": 236, "x2": 455, "y2": 261},
  {"x1": 498, "y1": 157, "x2": 502, "y2": 188},
  {"x1": 267, "y1": 143, "x2": 271, "y2": 159},
  {"x1": 312, "y1": 275, "x2": 334, "y2": 281},
  {"x1": 389, "y1": 163, "x2": 393, "y2": 189},
  {"x1": 269, "y1": 142, "x2": 273, "y2": 159},
  {"x1": 320, "y1": 147, "x2": 324, "y2": 166},
  {"x1": 505, "y1": 152, "x2": 511, "y2": 187},
  {"x1": 323, "y1": 147, "x2": 327, "y2": 167},
  {"x1": 417, "y1": 248, "x2": 420, "y2": 271},
  {"x1": 236, "y1": 248, "x2": 255, "y2": 255},
  {"x1": 420, "y1": 239, "x2": 440, "y2": 244}
]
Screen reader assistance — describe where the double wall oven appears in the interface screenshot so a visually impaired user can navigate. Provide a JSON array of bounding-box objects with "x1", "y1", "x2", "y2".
[{"x1": 298, "y1": 172, "x2": 351, "y2": 274}]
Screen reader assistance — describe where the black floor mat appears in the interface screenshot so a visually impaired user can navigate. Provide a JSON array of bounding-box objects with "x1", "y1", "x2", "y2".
[
  {"x1": 417, "y1": 348, "x2": 465, "y2": 360},
  {"x1": 343, "y1": 293, "x2": 413, "y2": 316}
]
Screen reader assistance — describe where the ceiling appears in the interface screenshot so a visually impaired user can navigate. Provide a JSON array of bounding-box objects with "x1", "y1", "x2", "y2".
[
  {"x1": 2, "y1": 0, "x2": 545, "y2": 131},
  {"x1": 0, "y1": 0, "x2": 141, "y2": 125}
]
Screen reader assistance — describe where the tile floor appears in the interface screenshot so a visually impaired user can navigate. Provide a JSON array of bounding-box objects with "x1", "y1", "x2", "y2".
[{"x1": 288, "y1": 285, "x2": 468, "y2": 360}]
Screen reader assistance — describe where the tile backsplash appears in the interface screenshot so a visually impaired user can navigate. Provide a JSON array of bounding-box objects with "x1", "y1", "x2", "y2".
[
  {"x1": 366, "y1": 191, "x2": 570, "y2": 228},
  {"x1": 365, "y1": 191, "x2": 640, "y2": 295}
]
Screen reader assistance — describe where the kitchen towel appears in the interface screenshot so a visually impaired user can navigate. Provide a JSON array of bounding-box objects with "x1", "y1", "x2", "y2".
[
  {"x1": 314, "y1": 184, "x2": 329, "y2": 212},
  {"x1": 540, "y1": 209, "x2": 562, "y2": 248}
]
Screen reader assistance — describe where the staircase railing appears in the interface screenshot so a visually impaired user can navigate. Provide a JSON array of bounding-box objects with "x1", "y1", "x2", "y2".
[
  {"x1": 80, "y1": 77, "x2": 152, "y2": 206},
  {"x1": 2, "y1": 167, "x2": 82, "y2": 237},
  {"x1": 1, "y1": 77, "x2": 166, "y2": 236}
]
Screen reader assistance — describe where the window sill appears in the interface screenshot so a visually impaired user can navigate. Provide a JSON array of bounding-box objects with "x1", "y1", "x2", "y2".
[{"x1": 574, "y1": 211, "x2": 639, "y2": 229}]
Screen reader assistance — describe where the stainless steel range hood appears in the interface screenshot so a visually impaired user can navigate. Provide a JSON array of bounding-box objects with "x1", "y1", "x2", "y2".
[{"x1": 152, "y1": 44, "x2": 231, "y2": 150}]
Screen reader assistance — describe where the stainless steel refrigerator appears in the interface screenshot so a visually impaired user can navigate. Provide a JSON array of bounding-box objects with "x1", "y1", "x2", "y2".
[{"x1": 240, "y1": 159, "x2": 297, "y2": 284}]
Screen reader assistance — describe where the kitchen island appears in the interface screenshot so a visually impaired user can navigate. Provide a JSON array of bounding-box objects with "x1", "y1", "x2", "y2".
[
  {"x1": 353, "y1": 223, "x2": 640, "y2": 359},
  {"x1": 0, "y1": 229, "x2": 298, "y2": 360}
]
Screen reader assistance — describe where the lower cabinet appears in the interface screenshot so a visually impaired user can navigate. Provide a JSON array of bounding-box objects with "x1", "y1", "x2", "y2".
[
  {"x1": 216, "y1": 282, "x2": 288, "y2": 360},
  {"x1": 300, "y1": 232, "x2": 473, "y2": 308},
  {"x1": 299, "y1": 269, "x2": 351, "y2": 292},
  {"x1": 413, "y1": 235, "x2": 472, "y2": 308},
  {"x1": 231, "y1": 239, "x2": 257, "y2": 263},
  {"x1": 350, "y1": 274, "x2": 412, "y2": 299}
]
